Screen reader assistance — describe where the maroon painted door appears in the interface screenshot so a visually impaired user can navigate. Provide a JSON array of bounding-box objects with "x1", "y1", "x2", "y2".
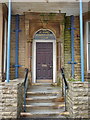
[{"x1": 36, "y1": 42, "x2": 53, "y2": 80}]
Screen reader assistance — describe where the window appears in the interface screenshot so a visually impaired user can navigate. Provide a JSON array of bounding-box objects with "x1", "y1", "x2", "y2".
[
  {"x1": 87, "y1": 22, "x2": 90, "y2": 72},
  {"x1": 34, "y1": 29, "x2": 56, "y2": 40}
]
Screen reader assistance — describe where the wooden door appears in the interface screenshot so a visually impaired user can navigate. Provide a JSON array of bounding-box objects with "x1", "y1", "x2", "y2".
[{"x1": 36, "y1": 42, "x2": 53, "y2": 80}]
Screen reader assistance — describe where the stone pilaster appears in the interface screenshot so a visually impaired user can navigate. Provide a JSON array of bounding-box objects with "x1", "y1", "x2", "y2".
[
  {"x1": 25, "y1": 16, "x2": 32, "y2": 84},
  {"x1": 60, "y1": 23, "x2": 65, "y2": 68},
  {"x1": 57, "y1": 41, "x2": 61, "y2": 71}
]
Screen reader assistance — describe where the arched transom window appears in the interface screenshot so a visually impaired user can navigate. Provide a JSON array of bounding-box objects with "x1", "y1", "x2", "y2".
[{"x1": 34, "y1": 29, "x2": 56, "y2": 40}]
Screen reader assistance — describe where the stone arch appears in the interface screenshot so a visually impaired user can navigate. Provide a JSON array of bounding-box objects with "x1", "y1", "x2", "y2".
[
  {"x1": 30, "y1": 25, "x2": 57, "y2": 42},
  {"x1": 32, "y1": 28, "x2": 57, "y2": 83},
  {"x1": 33, "y1": 29, "x2": 56, "y2": 40}
]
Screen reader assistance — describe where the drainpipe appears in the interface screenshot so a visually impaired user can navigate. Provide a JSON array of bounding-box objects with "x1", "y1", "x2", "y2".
[
  {"x1": 71, "y1": 15, "x2": 75, "y2": 78},
  {"x1": 6, "y1": 0, "x2": 12, "y2": 83},
  {"x1": 80, "y1": 0, "x2": 84, "y2": 82},
  {"x1": 14, "y1": 14, "x2": 21, "y2": 78},
  {"x1": 68, "y1": 16, "x2": 77, "y2": 78}
]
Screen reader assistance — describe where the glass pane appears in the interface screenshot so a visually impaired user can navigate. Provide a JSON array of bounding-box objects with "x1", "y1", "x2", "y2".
[
  {"x1": 88, "y1": 22, "x2": 90, "y2": 42},
  {"x1": 88, "y1": 44, "x2": 90, "y2": 70},
  {"x1": 34, "y1": 29, "x2": 56, "y2": 40}
]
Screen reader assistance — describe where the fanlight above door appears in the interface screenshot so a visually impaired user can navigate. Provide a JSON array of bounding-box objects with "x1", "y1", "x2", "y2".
[{"x1": 33, "y1": 29, "x2": 56, "y2": 40}]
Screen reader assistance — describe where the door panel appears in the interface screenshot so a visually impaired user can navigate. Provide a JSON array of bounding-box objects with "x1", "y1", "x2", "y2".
[{"x1": 36, "y1": 42, "x2": 53, "y2": 79}]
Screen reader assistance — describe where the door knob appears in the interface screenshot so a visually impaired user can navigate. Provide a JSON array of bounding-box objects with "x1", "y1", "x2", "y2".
[{"x1": 50, "y1": 66, "x2": 53, "y2": 68}]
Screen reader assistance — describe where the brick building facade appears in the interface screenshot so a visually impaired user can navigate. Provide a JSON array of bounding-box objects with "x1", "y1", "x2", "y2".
[{"x1": 0, "y1": 1, "x2": 90, "y2": 119}]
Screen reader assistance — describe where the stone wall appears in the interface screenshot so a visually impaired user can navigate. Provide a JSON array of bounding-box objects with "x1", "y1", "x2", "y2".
[
  {"x1": 10, "y1": 14, "x2": 81, "y2": 81},
  {"x1": 64, "y1": 16, "x2": 71, "y2": 78},
  {"x1": 0, "y1": 79, "x2": 24, "y2": 119},
  {"x1": 64, "y1": 16, "x2": 81, "y2": 80},
  {"x1": 11, "y1": 13, "x2": 65, "y2": 82},
  {"x1": 66, "y1": 81, "x2": 89, "y2": 118},
  {"x1": 74, "y1": 16, "x2": 81, "y2": 80},
  {"x1": 10, "y1": 15, "x2": 26, "y2": 80}
]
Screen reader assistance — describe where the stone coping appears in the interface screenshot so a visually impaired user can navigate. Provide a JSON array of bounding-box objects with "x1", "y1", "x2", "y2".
[
  {"x1": 67, "y1": 81, "x2": 89, "y2": 84},
  {"x1": 0, "y1": 78, "x2": 24, "y2": 86},
  {"x1": 66, "y1": 80, "x2": 89, "y2": 118}
]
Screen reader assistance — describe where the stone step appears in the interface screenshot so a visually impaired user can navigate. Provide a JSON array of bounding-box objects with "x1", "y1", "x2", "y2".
[
  {"x1": 31, "y1": 83, "x2": 57, "y2": 86},
  {"x1": 20, "y1": 84, "x2": 69, "y2": 118},
  {"x1": 26, "y1": 95, "x2": 58, "y2": 99},
  {"x1": 27, "y1": 86, "x2": 61, "y2": 94},
  {"x1": 23, "y1": 103, "x2": 65, "y2": 109},
  {"x1": 26, "y1": 91, "x2": 59, "y2": 96},
  {"x1": 26, "y1": 96, "x2": 58, "y2": 103},
  {"x1": 20, "y1": 109, "x2": 67, "y2": 118}
]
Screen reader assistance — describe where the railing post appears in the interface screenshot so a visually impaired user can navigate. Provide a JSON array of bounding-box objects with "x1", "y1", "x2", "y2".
[
  {"x1": 6, "y1": 0, "x2": 12, "y2": 83},
  {"x1": 80, "y1": 0, "x2": 84, "y2": 82}
]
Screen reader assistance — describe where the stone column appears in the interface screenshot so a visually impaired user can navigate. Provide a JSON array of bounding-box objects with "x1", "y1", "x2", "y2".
[{"x1": 0, "y1": 4, "x2": 3, "y2": 82}]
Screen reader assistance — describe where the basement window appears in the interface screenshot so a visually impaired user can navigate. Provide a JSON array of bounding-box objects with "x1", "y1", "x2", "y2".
[{"x1": 87, "y1": 22, "x2": 90, "y2": 72}]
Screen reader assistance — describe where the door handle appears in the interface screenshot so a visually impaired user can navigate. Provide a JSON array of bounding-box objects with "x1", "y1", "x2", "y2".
[
  {"x1": 49, "y1": 65, "x2": 53, "y2": 69},
  {"x1": 42, "y1": 64, "x2": 47, "y2": 67}
]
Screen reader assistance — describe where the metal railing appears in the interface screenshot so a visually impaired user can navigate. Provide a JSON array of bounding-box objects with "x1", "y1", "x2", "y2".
[
  {"x1": 24, "y1": 68, "x2": 29, "y2": 112},
  {"x1": 61, "y1": 68, "x2": 68, "y2": 111}
]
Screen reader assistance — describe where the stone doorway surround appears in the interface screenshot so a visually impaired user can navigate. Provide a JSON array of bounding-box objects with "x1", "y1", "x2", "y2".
[
  {"x1": 24, "y1": 12, "x2": 65, "y2": 84},
  {"x1": 32, "y1": 37, "x2": 56, "y2": 83}
]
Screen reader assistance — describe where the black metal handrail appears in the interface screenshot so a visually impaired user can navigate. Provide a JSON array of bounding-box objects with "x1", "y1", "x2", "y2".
[
  {"x1": 24, "y1": 68, "x2": 29, "y2": 112},
  {"x1": 61, "y1": 68, "x2": 68, "y2": 111},
  {"x1": 61, "y1": 68, "x2": 68, "y2": 89}
]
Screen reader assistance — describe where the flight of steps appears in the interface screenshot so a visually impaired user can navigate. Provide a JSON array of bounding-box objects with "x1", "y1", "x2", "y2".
[{"x1": 20, "y1": 83, "x2": 69, "y2": 118}]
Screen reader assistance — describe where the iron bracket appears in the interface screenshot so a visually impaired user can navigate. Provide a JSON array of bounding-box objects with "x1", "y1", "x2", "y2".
[{"x1": 68, "y1": 61, "x2": 77, "y2": 64}]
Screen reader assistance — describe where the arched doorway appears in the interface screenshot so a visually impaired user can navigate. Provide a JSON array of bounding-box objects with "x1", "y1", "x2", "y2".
[{"x1": 32, "y1": 29, "x2": 56, "y2": 83}]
